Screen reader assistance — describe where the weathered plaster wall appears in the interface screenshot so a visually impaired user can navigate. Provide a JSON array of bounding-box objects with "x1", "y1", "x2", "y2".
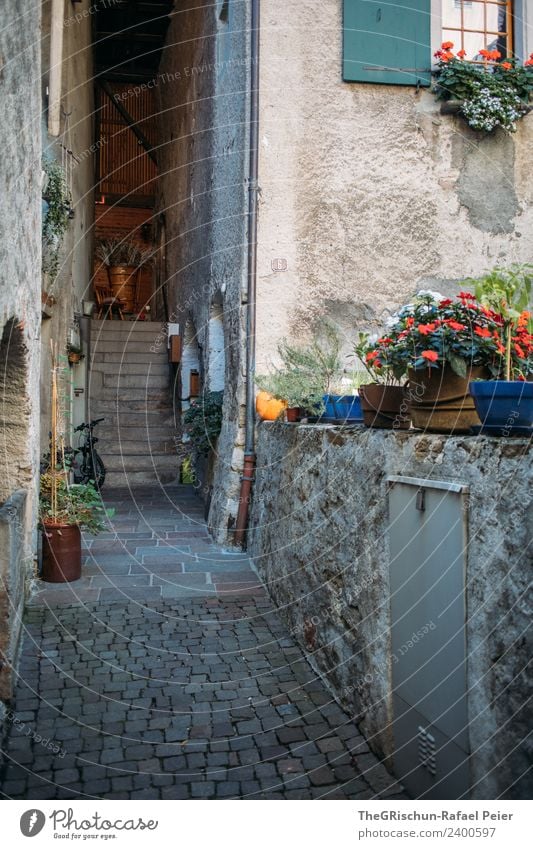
[
  {"x1": 249, "y1": 424, "x2": 532, "y2": 799},
  {"x1": 0, "y1": 0, "x2": 42, "y2": 707},
  {"x1": 157, "y1": 0, "x2": 251, "y2": 539},
  {"x1": 255, "y1": 0, "x2": 533, "y2": 369},
  {"x1": 40, "y1": 0, "x2": 95, "y2": 446}
]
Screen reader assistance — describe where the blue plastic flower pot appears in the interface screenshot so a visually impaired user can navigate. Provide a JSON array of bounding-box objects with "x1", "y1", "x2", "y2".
[
  {"x1": 322, "y1": 395, "x2": 363, "y2": 423},
  {"x1": 469, "y1": 380, "x2": 533, "y2": 428}
]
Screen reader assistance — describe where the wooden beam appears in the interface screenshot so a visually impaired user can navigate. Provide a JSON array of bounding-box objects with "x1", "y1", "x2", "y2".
[{"x1": 98, "y1": 80, "x2": 157, "y2": 165}]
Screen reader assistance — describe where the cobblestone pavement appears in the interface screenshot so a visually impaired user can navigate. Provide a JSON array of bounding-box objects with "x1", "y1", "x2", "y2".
[{"x1": 0, "y1": 487, "x2": 406, "y2": 800}]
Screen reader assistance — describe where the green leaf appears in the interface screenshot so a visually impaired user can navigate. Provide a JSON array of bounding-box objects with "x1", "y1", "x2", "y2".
[{"x1": 448, "y1": 353, "x2": 467, "y2": 378}]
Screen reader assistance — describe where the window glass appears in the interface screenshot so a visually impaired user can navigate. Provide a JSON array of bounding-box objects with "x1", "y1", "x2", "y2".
[{"x1": 442, "y1": 0, "x2": 512, "y2": 59}]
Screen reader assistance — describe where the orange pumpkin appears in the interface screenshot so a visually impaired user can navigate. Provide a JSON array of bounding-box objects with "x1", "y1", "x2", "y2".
[{"x1": 255, "y1": 391, "x2": 287, "y2": 421}]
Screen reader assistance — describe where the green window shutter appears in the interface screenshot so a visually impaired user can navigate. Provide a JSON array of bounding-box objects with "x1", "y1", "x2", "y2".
[{"x1": 343, "y1": 0, "x2": 432, "y2": 86}]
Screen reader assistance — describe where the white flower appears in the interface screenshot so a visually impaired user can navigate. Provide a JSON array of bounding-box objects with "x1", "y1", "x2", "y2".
[
  {"x1": 415, "y1": 289, "x2": 443, "y2": 302},
  {"x1": 385, "y1": 313, "x2": 401, "y2": 329}
]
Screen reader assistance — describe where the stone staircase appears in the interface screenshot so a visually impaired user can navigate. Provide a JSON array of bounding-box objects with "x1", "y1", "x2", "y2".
[{"x1": 88, "y1": 319, "x2": 179, "y2": 488}]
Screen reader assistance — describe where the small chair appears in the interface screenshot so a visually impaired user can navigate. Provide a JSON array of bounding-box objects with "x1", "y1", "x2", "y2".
[{"x1": 94, "y1": 282, "x2": 126, "y2": 320}]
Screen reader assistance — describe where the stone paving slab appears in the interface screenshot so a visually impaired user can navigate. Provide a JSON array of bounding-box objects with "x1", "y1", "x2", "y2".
[{"x1": 0, "y1": 486, "x2": 406, "y2": 800}]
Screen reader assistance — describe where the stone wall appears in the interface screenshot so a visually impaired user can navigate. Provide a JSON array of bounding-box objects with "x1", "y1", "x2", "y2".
[
  {"x1": 157, "y1": 0, "x2": 251, "y2": 539},
  {"x1": 0, "y1": 0, "x2": 42, "y2": 710},
  {"x1": 255, "y1": 0, "x2": 533, "y2": 369},
  {"x1": 249, "y1": 423, "x2": 532, "y2": 799},
  {"x1": 40, "y1": 0, "x2": 95, "y2": 446}
]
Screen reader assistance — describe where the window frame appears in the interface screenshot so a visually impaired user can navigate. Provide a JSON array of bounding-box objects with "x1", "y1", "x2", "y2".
[{"x1": 440, "y1": 0, "x2": 514, "y2": 60}]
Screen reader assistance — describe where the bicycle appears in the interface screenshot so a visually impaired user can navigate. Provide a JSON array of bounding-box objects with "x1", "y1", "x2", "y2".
[
  {"x1": 72, "y1": 418, "x2": 106, "y2": 489},
  {"x1": 40, "y1": 418, "x2": 106, "y2": 489}
]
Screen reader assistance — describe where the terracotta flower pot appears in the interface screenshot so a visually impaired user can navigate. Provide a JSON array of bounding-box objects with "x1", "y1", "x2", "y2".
[
  {"x1": 285, "y1": 407, "x2": 303, "y2": 422},
  {"x1": 108, "y1": 265, "x2": 138, "y2": 312},
  {"x1": 68, "y1": 352, "x2": 81, "y2": 365},
  {"x1": 359, "y1": 384, "x2": 410, "y2": 429},
  {"x1": 42, "y1": 523, "x2": 82, "y2": 583},
  {"x1": 408, "y1": 364, "x2": 486, "y2": 434}
]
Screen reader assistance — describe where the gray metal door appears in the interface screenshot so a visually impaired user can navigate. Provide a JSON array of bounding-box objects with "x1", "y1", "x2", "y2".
[{"x1": 388, "y1": 475, "x2": 470, "y2": 799}]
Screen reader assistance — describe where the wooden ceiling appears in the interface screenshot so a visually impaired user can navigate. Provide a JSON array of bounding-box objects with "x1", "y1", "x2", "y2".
[{"x1": 94, "y1": 0, "x2": 174, "y2": 82}]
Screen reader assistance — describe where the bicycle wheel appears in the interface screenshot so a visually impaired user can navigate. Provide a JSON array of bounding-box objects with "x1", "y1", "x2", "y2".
[{"x1": 91, "y1": 451, "x2": 106, "y2": 489}]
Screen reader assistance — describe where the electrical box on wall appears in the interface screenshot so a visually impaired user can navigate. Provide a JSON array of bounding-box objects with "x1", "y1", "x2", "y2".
[
  {"x1": 387, "y1": 476, "x2": 470, "y2": 800},
  {"x1": 168, "y1": 335, "x2": 181, "y2": 363}
]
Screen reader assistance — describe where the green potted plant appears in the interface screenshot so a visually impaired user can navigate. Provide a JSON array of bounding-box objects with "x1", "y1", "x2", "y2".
[
  {"x1": 256, "y1": 321, "x2": 342, "y2": 421},
  {"x1": 354, "y1": 333, "x2": 409, "y2": 430},
  {"x1": 433, "y1": 42, "x2": 533, "y2": 133},
  {"x1": 468, "y1": 265, "x2": 533, "y2": 433},
  {"x1": 95, "y1": 239, "x2": 153, "y2": 312},
  {"x1": 40, "y1": 472, "x2": 112, "y2": 582}
]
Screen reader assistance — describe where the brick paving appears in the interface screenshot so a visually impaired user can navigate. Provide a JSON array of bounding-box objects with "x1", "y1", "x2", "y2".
[{"x1": 0, "y1": 487, "x2": 406, "y2": 800}]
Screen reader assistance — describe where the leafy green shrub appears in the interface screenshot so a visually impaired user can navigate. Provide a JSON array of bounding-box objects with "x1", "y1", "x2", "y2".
[
  {"x1": 256, "y1": 320, "x2": 343, "y2": 412},
  {"x1": 42, "y1": 158, "x2": 72, "y2": 280},
  {"x1": 40, "y1": 473, "x2": 113, "y2": 534},
  {"x1": 183, "y1": 391, "x2": 223, "y2": 456}
]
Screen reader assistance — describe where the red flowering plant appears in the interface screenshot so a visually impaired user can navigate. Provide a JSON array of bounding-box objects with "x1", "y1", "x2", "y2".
[
  {"x1": 468, "y1": 264, "x2": 533, "y2": 381},
  {"x1": 433, "y1": 42, "x2": 533, "y2": 132},
  {"x1": 356, "y1": 289, "x2": 511, "y2": 381}
]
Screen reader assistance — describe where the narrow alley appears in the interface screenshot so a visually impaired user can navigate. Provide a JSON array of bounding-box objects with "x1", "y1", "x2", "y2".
[{"x1": 1, "y1": 487, "x2": 405, "y2": 800}]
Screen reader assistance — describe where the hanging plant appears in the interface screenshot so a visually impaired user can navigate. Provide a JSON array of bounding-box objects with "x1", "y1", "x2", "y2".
[
  {"x1": 42, "y1": 158, "x2": 72, "y2": 282},
  {"x1": 433, "y1": 43, "x2": 533, "y2": 133},
  {"x1": 183, "y1": 391, "x2": 224, "y2": 456}
]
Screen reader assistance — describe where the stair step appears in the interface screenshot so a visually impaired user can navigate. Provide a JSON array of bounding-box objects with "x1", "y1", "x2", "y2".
[
  {"x1": 91, "y1": 320, "x2": 165, "y2": 333},
  {"x1": 99, "y1": 425, "x2": 177, "y2": 440},
  {"x1": 104, "y1": 469, "x2": 179, "y2": 488},
  {"x1": 91, "y1": 340, "x2": 167, "y2": 354},
  {"x1": 99, "y1": 439, "x2": 177, "y2": 455},
  {"x1": 90, "y1": 362, "x2": 169, "y2": 376},
  {"x1": 91, "y1": 388, "x2": 172, "y2": 401},
  {"x1": 96, "y1": 351, "x2": 170, "y2": 364},
  {"x1": 101, "y1": 374, "x2": 170, "y2": 390},
  {"x1": 101, "y1": 454, "x2": 179, "y2": 472},
  {"x1": 87, "y1": 398, "x2": 174, "y2": 413}
]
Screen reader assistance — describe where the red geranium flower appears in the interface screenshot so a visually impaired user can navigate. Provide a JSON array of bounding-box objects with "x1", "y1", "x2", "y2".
[
  {"x1": 514, "y1": 343, "x2": 526, "y2": 358},
  {"x1": 421, "y1": 350, "x2": 439, "y2": 362},
  {"x1": 457, "y1": 49, "x2": 467, "y2": 59},
  {"x1": 418, "y1": 323, "x2": 437, "y2": 335},
  {"x1": 474, "y1": 326, "x2": 492, "y2": 338},
  {"x1": 446, "y1": 320, "x2": 466, "y2": 331},
  {"x1": 459, "y1": 291, "x2": 476, "y2": 300},
  {"x1": 441, "y1": 41, "x2": 454, "y2": 50},
  {"x1": 439, "y1": 299, "x2": 453, "y2": 308},
  {"x1": 406, "y1": 317, "x2": 415, "y2": 328}
]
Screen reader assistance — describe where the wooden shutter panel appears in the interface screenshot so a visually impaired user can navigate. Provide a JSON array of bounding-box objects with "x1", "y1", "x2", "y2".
[{"x1": 343, "y1": 0, "x2": 432, "y2": 86}]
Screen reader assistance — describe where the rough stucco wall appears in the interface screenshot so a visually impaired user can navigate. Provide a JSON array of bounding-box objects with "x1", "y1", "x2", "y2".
[
  {"x1": 249, "y1": 424, "x2": 532, "y2": 800},
  {"x1": 157, "y1": 0, "x2": 250, "y2": 539},
  {"x1": 255, "y1": 0, "x2": 533, "y2": 370},
  {"x1": 40, "y1": 1, "x2": 95, "y2": 447},
  {"x1": 0, "y1": 0, "x2": 42, "y2": 707}
]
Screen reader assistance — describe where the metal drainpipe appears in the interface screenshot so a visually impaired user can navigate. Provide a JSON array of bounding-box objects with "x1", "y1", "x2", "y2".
[{"x1": 234, "y1": 0, "x2": 260, "y2": 548}]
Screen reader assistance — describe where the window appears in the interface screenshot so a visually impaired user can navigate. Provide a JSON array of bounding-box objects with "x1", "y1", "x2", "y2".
[{"x1": 442, "y1": 0, "x2": 513, "y2": 60}]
